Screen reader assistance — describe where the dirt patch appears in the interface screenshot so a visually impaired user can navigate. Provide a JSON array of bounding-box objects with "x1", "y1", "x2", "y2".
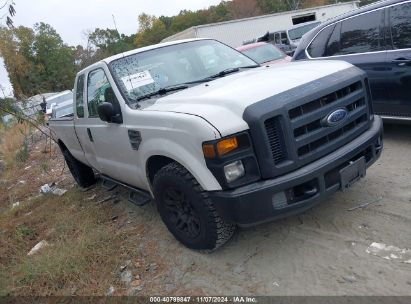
[{"x1": 111, "y1": 123, "x2": 411, "y2": 296}]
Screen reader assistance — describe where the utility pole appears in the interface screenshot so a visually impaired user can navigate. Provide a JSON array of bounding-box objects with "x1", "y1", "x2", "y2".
[{"x1": 112, "y1": 14, "x2": 121, "y2": 40}]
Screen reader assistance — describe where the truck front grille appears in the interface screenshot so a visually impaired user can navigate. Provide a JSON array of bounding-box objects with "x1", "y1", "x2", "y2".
[
  {"x1": 243, "y1": 67, "x2": 373, "y2": 179},
  {"x1": 288, "y1": 81, "x2": 368, "y2": 159},
  {"x1": 258, "y1": 78, "x2": 371, "y2": 178},
  {"x1": 289, "y1": 82, "x2": 362, "y2": 120}
]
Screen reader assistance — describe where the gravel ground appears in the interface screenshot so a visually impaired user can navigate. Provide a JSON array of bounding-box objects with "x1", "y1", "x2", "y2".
[{"x1": 109, "y1": 123, "x2": 411, "y2": 296}]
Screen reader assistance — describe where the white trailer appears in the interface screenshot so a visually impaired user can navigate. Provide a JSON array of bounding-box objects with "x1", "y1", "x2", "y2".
[{"x1": 162, "y1": 1, "x2": 359, "y2": 47}]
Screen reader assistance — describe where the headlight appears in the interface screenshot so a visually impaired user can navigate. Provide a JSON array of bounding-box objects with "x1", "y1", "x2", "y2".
[
  {"x1": 202, "y1": 132, "x2": 260, "y2": 189},
  {"x1": 224, "y1": 160, "x2": 245, "y2": 183},
  {"x1": 202, "y1": 134, "x2": 248, "y2": 159}
]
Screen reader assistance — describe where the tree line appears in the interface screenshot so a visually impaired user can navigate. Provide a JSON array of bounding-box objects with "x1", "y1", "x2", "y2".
[{"x1": 0, "y1": 0, "x2": 376, "y2": 100}]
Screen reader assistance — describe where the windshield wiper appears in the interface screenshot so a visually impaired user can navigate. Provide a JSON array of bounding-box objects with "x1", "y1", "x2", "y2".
[
  {"x1": 136, "y1": 84, "x2": 189, "y2": 101},
  {"x1": 134, "y1": 65, "x2": 260, "y2": 102},
  {"x1": 209, "y1": 65, "x2": 259, "y2": 78},
  {"x1": 189, "y1": 65, "x2": 260, "y2": 84},
  {"x1": 239, "y1": 64, "x2": 260, "y2": 69},
  {"x1": 209, "y1": 67, "x2": 240, "y2": 79}
]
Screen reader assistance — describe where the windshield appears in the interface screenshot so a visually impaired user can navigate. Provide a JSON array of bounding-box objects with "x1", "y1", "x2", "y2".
[
  {"x1": 288, "y1": 22, "x2": 321, "y2": 40},
  {"x1": 241, "y1": 44, "x2": 285, "y2": 64},
  {"x1": 109, "y1": 40, "x2": 256, "y2": 105}
]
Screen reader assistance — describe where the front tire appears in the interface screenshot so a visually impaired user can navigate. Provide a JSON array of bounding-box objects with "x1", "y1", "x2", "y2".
[
  {"x1": 153, "y1": 162, "x2": 236, "y2": 251},
  {"x1": 62, "y1": 149, "x2": 96, "y2": 188}
]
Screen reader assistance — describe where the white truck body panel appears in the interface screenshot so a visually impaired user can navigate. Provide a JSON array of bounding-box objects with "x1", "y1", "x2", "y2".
[
  {"x1": 147, "y1": 60, "x2": 352, "y2": 136},
  {"x1": 162, "y1": 2, "x2": 359, "y2": 47},
  {"x1": 47, "y1": 38, "x2": 385, "y2": 249},
  {"x1": 49, "y1": 39, "x2": 356, "y2": 194},
  {"x1": 49, "y1": 119, "x2": 85, "y2": 163},
  {"x1": 51, "y1": 59, "x2": 223, "y2": 192}
]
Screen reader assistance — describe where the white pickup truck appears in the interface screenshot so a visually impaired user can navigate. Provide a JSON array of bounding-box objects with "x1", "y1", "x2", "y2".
[{"x1": 49, "y1": 38, "x2": 383, "y2": 251}]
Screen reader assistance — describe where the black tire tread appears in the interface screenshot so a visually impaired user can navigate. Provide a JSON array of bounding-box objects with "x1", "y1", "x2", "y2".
[
  {"x1": 153, "y1": 162, "x2": 236, "y2": 251},
  {"x1": 62, "y1": 149, "x2": 96, "y2": 188}
]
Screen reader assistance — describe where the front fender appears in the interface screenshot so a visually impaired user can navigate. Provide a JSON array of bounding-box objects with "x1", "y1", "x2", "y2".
[{"x1": 140, "y1": 138, "x2": 223, "y2": 193}]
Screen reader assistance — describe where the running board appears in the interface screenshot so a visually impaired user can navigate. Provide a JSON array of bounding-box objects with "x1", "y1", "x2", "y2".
[
  {"x1": 102, "y1": 179, "x2": 118, "y2": 191},
  {"x1": 100, "y1": 175, "x2": 152, "y2": 207}
]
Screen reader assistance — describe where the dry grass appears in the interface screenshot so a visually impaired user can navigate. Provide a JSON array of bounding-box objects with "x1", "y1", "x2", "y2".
[
  {"x1": 0, "y1": 139, "x2": 127, "y2": 296},
  {"x1": 0, "y1": 127, "x2": 164, "y2": 296},
  {"x1": 0, "y1": 122, "x2": 31, "y2": 168},
  {"x1": 0, "y1": 191, "x2": 122, "y2": 295}
]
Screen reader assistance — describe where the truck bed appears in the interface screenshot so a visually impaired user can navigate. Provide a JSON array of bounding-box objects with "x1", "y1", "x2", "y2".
[{"x1": 49, "y1": 118, "x2": 88, "y2": 165}]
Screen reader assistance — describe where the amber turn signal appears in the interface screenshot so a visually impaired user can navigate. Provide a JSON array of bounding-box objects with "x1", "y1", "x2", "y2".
[
  {"x1": 202, "y1": 144, "x2": 216, "y2": 158},
  {"x1": 217, "y1": 136, "x2": 238, "y2": 156}
]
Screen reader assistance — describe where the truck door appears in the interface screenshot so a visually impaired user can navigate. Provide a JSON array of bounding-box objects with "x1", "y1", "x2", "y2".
[
  {"x1": 73, "y1": 74, "x2": 102, "y2": 171},
  {"x1": 81, "y1": 64, "x2": 146, "y2": 188},
  {"x1": 385, "y1": 1, "x2": 411, "y2": 117}
]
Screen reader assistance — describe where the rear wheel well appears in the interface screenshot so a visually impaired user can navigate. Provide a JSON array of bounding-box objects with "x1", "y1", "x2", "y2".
[
  {"x1": 57, "y1": 140, "x2": 68, "y2": 152},
  {"x1": 146, "y1": 156, "x2": 175, "y2": 186}
]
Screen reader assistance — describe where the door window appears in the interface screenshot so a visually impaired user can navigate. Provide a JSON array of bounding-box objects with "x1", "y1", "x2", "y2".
[
  {"x1": 87, "y1": 69, "x2": 118, "y2": 118},
  {"x1": 307, "y1": 24, "x2": 334, "y2": 58},
  {"x1": 390, "y1": 2, "x2": 411, "y2": 49},
  {"x1": 75, "y1": 75, "x2": 85, "y2": 118},
  {"x1": 338, "y1": 10, "x2": 384, "y2": 55},
  {"x1": 325, "y1": 23, "x2": 341, "y2": 56},
  {"x1": 280, "y1": 32, "x2": 288, "y2": 44}
]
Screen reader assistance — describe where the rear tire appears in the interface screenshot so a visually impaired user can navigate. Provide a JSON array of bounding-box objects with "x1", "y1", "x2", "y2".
[
  {"x1": 153, "y1": 162, "x2": 236, "y2": 251},
  {"x1": 62, "y1": 149, "x2": 96, "y2": 188}
]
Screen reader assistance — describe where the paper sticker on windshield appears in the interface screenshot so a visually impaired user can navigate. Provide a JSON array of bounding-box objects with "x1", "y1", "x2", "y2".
[{"x1": 121, "y1": 71, "x2": 154, "y2": 91}]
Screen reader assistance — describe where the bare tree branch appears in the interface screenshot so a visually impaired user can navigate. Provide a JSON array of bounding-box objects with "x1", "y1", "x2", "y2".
[{"x1": 0, "y1": 101, "x2": 57, "y2": 143}]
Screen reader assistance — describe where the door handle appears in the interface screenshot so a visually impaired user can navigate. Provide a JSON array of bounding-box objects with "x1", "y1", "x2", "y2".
[
  {"x1": 87, "y1": 128, "x2": 94, "y2": 142},
  {"x1": 391, "y1": 58, "x2": 411, "y2": 66}
]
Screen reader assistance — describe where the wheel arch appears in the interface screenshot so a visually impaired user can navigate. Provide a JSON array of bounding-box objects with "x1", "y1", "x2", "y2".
[
  {"x1": 146, "y1": 155, "x2": 175, "y2": 186},
  {"x1": 145, "y1": 153, "x2": 221, "y2": 192},
  {"x1": 57, "y1": 139, "x2": 68, "y2": 152}
]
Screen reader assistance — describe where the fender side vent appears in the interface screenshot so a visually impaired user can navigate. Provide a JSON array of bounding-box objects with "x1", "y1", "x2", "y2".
[{"x1": 128, "y1": 130, "x2": 142, "y2": 150}]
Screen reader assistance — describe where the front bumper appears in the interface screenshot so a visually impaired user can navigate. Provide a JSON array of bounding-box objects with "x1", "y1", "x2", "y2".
[{"x1": 209, "y1": 116, "x2": 383, "y2": 227}]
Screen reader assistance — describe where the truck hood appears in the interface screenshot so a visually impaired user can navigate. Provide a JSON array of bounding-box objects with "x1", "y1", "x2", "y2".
[{"x1": 144, "y1": 60, "x2": 354, "y2": 136}]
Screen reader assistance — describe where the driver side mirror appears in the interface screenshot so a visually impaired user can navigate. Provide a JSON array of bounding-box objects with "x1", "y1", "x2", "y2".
[
  {"x1": 98, "y1": 87, "x2": 123, "y2": 123},
  {"x1": 98, "y1": 102, "x2": 116, "y2": 123}
]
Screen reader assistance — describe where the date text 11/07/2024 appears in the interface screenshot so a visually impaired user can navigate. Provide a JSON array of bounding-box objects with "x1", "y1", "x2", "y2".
[{"x1": 149, "y1": 296, "x2": 258, "y2": 303}]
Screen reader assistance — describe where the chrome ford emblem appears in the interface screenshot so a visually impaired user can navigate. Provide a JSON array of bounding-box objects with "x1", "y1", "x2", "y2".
[{"x1": 323, "y1": 108, "x2": 348, "y2": 127}]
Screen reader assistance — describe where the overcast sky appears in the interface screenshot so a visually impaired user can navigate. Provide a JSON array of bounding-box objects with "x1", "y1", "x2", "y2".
[{"x1": 0, "y1": 0, "x2": 222, "y2": 97}]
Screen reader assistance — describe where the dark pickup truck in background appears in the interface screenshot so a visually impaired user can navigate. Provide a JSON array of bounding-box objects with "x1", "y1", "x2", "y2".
[{"x1": 293, "y1": 0, "x2": 411, "y2": 123}]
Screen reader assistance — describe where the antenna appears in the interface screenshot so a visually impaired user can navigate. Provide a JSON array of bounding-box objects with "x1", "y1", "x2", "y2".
[
  {"x1": 112, "y1": 14, "x2": 121, "y2": 39},
  {"x1": 111, "y1": 14, "x2": 139, "y2": 108}
]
